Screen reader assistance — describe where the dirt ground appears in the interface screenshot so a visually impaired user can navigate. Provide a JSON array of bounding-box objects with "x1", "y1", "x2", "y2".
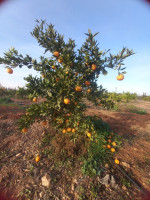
[{"x1": 0, "y1": 98, "x2": 150, "y2": 200}]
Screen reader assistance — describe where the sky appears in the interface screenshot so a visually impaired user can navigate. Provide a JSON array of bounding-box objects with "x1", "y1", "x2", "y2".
[{"x1": 0, "y1": 0, "x2": 150, "y2": 95}]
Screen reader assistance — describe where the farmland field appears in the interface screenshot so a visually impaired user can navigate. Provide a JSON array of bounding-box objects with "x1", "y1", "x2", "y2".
[{"x1": 0, "y1": 97, "x2": 150, "y2": 200}]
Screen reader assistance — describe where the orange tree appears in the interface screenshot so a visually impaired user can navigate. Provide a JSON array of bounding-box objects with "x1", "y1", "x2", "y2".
[{"x1": 0, "y1": 19, "x2": 134, "y2": 145}]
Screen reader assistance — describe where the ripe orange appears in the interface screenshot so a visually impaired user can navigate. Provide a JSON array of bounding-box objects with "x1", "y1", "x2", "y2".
[
  {"x1": 56, "y1": 78, "x2": 60, "y2": 82},
  {"x1": 75, "y1": 102, "x2": 78, "y2": 105},
  {"x1": 85, "y1": 81, "x2": 91, "y2": 86},
  {"x1": 87, "y1": 132, "x2": 91, "y2": 138},
  {"x1": 112, "y1": 142, "x2": 117, "y2": 147},
  {"x1": 42, "y1": 121, "x2": 47, "y2": 126},
  {"x1": 65, "y1": 71, "x2": 69, "y2": 74},
  {"x1": 75, "y1": 72, "x2": 78, "y2": 76},
  {"x1": 65, "y1": 119, "x2": 69, "y2": 123},
  {"x1": 42, "y1": 74, "x2": 45, "y2": 78},
  {"x1": 52, "y1": 65, "x2": 56, "y2": 69},
  {"x1": 7, "y1": 68, "x2": 13, "y2": 74},
  {"x1": 35, "y1": 155, "x2": 40, "y2": 162},
  {"x1": 62, "y1": 129, "x2": 66, "y2": 134},
  {"x1": 108, "y1": 139, "x2": 111, "y2": 143},
  {"x1": 103, "y1": 145, "x2": 106, "y2": 148},
  {"x1": 67, "y1": 113, "x2": 72, "y2": 117},
  {"x1": 87, "y1": 89, "x2": 91, "y2": 93},
  {"x1": 108, "y1": 136, "x2": 111, "y2": 139},
  {"x1": 98, "y1": 103, "x2": 102, "y2": 106},
  {"x1": 67, "y1": 127, "x2": 72, "y2": 132},
  {"x1": 107, "y1": 145, "x2": 111, "y2": 149},
  {"x1": 59, "y1": 120, "x2": 63, "y2": 124},
  {"x1": 53, "y1": 51, "x2": 60, "y2": 57},
  {"x1": 111, "y1": 148, "x2": 115, "y2": 152},
  {"x1": 91, "y1": 64, "x2": 97, "y2": 70},
  {"x1": 115, "y1": 159, "x2": 120, "y2": 164},
  {"x1": 117, "y1": 74, "x2": 124, "y2": 81},
  {"x1": 22, "y1": 128, "x2": 28, "y2": 133},
  {"x1": 72, "y1": 128, "x2": 76, "y2": 133},
  {"x1": 75, "y1": 86, "x2": 82, "y2": 92},
  {"x1": 33, "y1": 97, "x2": 37, "y2": 102},
  {"x1": 64, "y1": 98, "x2": 70, "y2": 104},
  {"x1": 58, "y1": 57, "x2": 63, "y2": 63}
]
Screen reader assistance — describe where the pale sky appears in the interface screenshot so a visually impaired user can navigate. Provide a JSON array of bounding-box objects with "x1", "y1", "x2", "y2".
[{"x1": 0, "y1": 0, "x2": 150, "y2": 95}]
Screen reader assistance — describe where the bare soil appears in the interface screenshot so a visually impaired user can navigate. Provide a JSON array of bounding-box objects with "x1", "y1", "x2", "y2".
[{"x1": 0, "y1": 98, "x2": 150, "y2": 200}]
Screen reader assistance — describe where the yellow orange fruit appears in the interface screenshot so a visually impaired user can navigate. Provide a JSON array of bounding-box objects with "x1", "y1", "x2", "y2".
[
  {"x1": 62, "y1": 129, "x2": 66, "y2": 134},
  {"x1": 87, "y1": 132, "x2": 91, "y2": 138},
  {"x1": 75, "y1": 102, "x2": 78, "y2": 105},
  {"x1": 115, "y1": 159, "x2": 120, "y2": 165},
  {"x1": 65, "y1": 119, "x2": 69, "y2": 123},
  {"x1": 67, "y1": 113, "x2": 72, "y2": 117},
  {"x1": 53, "y1": 51, "x2": 60, "y2": 57},
  {"x1": 91, "y1": 64, "x2": 97, "y2": 70},
  {"x1": 111, "y1": 148, "x2": 115, "y2": 152},
  {"x1": 98, "y1": 103, "x2": 102, "y2": 106},
  {"x1": 75, "y1": 86, "x2": 82, "y2": 92},
  {"x1": 7, "y1": 68, "x2": 13, "y2": 74},
  {"x1": 87, "y1": 89, "x2": 91, "y2": 93},
  {"x1": 72, "y1": 128, "x2": 76, "y2": 133},
  {"x1": 112, "y1": 142, "x2": 117, "y2": 147},
  {"x1": 75, "y1": 72, "x2": 78, "y2": 76},
  {"x1": 65, "y1": 71, "x2": 69, "y2": 74},
  {"x1": 107, "y1": 145, "x2": 111, "y2": 149},
  {"x1": 117, "y1": 74, "x2": 124, "y2": 81},
  {"x1": 35, "y1": 155, "x2": 40, "y2": 162},
  {"x1": 52, "y1": 65, "x2": 56, "y2": 69},
  {"x1": 22, "y1": 128, "x2": 28, "y2": 133},
  {"x1": 67, "y1": 127, "x2": 72, "y2": 132},
  {"x1": 108, "y1": 139, "x2": 111, "y2": 143},
  {"x1": 103, "y1": 145, "x2": 106, "y2": 148},
  {"x1": 58, "y1": 57, "x2": 63, "y2": 63},
  {"x1": 64, "y1": 98, "x2": 70, "y2": 104},
  {"x1": 85, "y1": 81, "x2": 91, "y2": 86},
  {"x1": 33, "y1": 97, "x2": 37, "y2": 102},
  {"x1": 41, "y1": 74, "x2": 45, "y2": 78}
]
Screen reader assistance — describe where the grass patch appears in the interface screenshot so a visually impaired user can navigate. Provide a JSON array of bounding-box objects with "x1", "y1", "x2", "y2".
[
  {"x1": 126, "y1": 105, "x2": 147, "y2": 115},
  {"x1": 0, "y1": 96, "x2": 13, "y2": 105}
]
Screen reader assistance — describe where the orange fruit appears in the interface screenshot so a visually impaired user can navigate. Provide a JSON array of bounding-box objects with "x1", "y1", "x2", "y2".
[
  {"x1": 98, "y1": 103, "x2": 102, "y2": 106},
  {"x1": 75, "y1": 72, "x2": 78, "y2": 76},
  {"x1": 111, "y1": 148, "x2": 115, "y2": 152},
  {"x1": 75, "y1": 86, "x2": 82, "y2": 92},
  {"x1": 42, "y1": 121, "x2": 47, "y2": 126},
  {"x1": 59, "y1": 120, "x2": 63, "y2": 124},
  {"x1": 41, "y1": 74, "x2": 45, "y2": 78},
  {"x1": 52, "y1": 65, "x2": 56, "y2": 69},
  {"x1": 56, "y1": 78, "x2": 60, "y2": 82},
  {"x1": 91, "y1": 64, "x2": 97, "y2": 70},
  {"x1": 67, "y1": 127, "x2": 72, "y2": 132},
  {"x1": 112, "y1": 142, "x2": 117, "y2": 147},
  {"x1": 108, "y1": 136, "x2": 111, "y2": 139},
  {"x1": 22, "y1": 128, "x2": 28, "y2": 133},
  {"x1": 115, "y1": 159, "x2": 120, "y2": 164},
  {"x1": 62, "y1": 129, "x2": 66, "y2": 134},
  {"x1": 67, "y1": 113, "x2": 72, "y2": 117},
  {"x1": 35, "y1": 155, "x2": 40, "y2": 162},
  {"x1": 117, "y1": 74, "x2": 124, "y2": 81},
  {"x1": 75, "y1": 102, "x2": 78, "y2": 105},
  {"x1": 108, "y1": 139, "x2": 111, "y2": 143},
  {"x1": 87, "y1": 89, "x2": 91, "y2": 93},
  {"x1": 33, "y1": 97, "x2": 37, "y2": 102},
  {"x1": 65, "y1": 119, "x2": 69, "y2": 123},
  {"x1": 64, "y1": 98, "x2": 70, "y2": 104},
  {"x1": 87, "y1": 132, "x2": 91, "y2": 138},
  {"x1": 107, "y1": 145, "x2": 111, "y2": 149},
  {"x1": 58, "y1": 57, "x2": 63, "y2": 63},
  {"x1": 85, "y1": 81, "x2": 91, "y2": 86},
  {"x1": 7, "y1": 68, "x2": 13, "y2": 74},
  {"x1": 53, "y1": 51, "x2": 60, "y2": 57},
  {"x1": 103, "y1": 145, "x2": 106, "y2": 148},
  {"x1": 72, "y1": 128, "x2": 76, "y2": 133}
]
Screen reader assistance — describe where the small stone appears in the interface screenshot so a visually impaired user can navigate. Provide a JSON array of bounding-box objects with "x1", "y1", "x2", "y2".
[
  {"x1": 100, "y1": 174, "x2": 110, "y2": 187},
  {"x1": 39, "y1": 191, "x2": 44, "y2": 198},
  {"x1": 121, "y1": 162, "x2": 131, "y2": 169},
  {"x1": 110, "y1": 175, "x2": 117, "y2": 188},
  {"x1": 41, "y1": 173, "x2": 51, "y2": 187}
]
